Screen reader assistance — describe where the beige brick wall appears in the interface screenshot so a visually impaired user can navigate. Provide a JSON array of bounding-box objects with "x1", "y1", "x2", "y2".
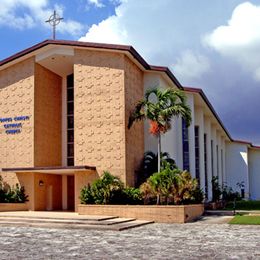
[
  {"x1": 0, "y1": 58, "x2": 35, "y2": 169},
  {"x1": 124, "y1": 57, "x2": 144, "y2": 186},
  {"x1": 78, "y1": 204, "x2": 204, "y2": 223},
  {"x1": 74, "y1": 49, "x2": 126, "y2": 180},
  {"x1": 74, "y1": 49, "x2": 144, "y2": 186},
  {"x1": 34, "y1": 64, "x2": 62, "y2": 166},
  {"x1": 74, "y1": 170, "x2": 99, "y2": 211}
]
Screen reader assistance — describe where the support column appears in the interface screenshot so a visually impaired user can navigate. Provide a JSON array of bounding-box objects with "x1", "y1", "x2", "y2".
[
  {"x1": 62, "y1": 175, "x2": 68, "y2": 210},
  {"x1": 204, "y1": 117, "x2": 213, "y2": 201},
  {"x1": 195, "y1": 107, "x2": 205, "y2": 193},
  {"x1": 187, "y1": 94, "x2": 195, "y2": 178}
]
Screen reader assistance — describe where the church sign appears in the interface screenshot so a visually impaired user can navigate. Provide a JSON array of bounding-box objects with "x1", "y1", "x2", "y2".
[{"x1": 0, "y1": 116, "x2": 30, "y2": 134}]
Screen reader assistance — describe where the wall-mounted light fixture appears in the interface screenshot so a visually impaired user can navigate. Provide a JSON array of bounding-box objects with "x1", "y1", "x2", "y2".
[{"x1": 39, "y1": 180, "x2": 44, "y2": 187}]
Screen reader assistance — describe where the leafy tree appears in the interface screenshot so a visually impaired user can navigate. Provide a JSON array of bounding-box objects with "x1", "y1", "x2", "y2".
[{"x1": 128, "y1": 88, "x2": 191, "y2": 172}]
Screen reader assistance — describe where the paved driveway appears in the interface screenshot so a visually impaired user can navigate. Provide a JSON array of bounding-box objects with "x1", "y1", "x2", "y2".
[{"x1": 0, "y1": 222, "x2": 259, "y2": 259}]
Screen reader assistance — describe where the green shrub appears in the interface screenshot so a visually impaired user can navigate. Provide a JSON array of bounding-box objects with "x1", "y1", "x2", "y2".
[
  {"x1": 0, "y1": 176, "x2": 28, "y2": 203},
  {"x1": 80, "y1": 172, "x2": 143, "y2": 205},
  {"x1": 140, "y1": 166, "x2": 204, "y2": 205}
]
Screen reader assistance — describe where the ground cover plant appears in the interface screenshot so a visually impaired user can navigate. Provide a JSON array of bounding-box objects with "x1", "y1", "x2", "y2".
[
  {"x1": 229, "y1": 215, "x2": 260, "y2": 225},
  {"x1": 225, "y1": 200, "x2": 260, "y2": 210}
]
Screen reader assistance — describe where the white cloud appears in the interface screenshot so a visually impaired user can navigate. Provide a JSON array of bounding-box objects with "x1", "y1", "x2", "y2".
[
  {"x1": 87, "y1": 0, "x2": 105, "y2": 8},
  {"x1": 0, "y1": 0, "x2": 84, "y2": 36},
  {"x1": 204, "y1": 2, "x2": 260, "y2": 81},
  {"x1": 172, "y1": 50, "x2": 210, "y2": 83}
]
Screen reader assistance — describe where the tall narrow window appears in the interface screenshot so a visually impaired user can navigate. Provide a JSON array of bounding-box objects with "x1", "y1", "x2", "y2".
[
  {"x1": 211, "y1": 140, "x2": 214, "y2": 177},
  {"x1": 216, "y1": 145, "x2": 219, "y2": 178},
  {"x1": 221, "y1": 149, "x2": 224, "y2": 184},
  {"x1": 182, "y1": 118, "x2": 190, "y2": 171},
  {"x1": 67, "y1": 74, "x2": 74, "y2": 166},
  {"x1": 204, "y1": 134, "x2": 208, "y2": 198},
  {"x1": 195, "y1": 126, "x2": 200, "y2": 183}
]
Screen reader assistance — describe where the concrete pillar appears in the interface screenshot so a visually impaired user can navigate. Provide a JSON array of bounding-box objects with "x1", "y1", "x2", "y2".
[
  {"x1": 187, "y1": 93, "x2": 195, "y2": 178},
  {"x1": 204, "y1": 117, "x2": 213, "y2": 201},
  {"x1": 217, "y1": 132, "x2": 222, "y2": 186},
  {"x1": 195, "y1": 107, "x2": 205, "y2": 192},
  {"x1": 211, "y1": 126, "x2": 217, "y2": 178},
  {"x1": 62, "y1": 175, "x2": 68, "y2": 210}
]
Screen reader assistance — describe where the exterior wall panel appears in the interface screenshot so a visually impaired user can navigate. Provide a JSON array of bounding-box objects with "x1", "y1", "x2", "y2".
[
  {"x1": 0, "y1": 58, "x2": 35, "y2": 169},
  {"x1": 74, "y1": 49, "x2": 126, "y2": 181},
  {"x1": 124, "y1": 57, "x2": 144, "y2": 186},
  {"x1": 248, "y1": 149, "x2": 260, "y2": 200},
  {"x1": 34, "y1": 64, "x2": 62, "y2": 166}
]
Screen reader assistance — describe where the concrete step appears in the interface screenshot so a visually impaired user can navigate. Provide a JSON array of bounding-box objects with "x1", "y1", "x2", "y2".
[
  {"x1": 0, "y1": 215, "x2": 153, "y2": 231},
  {"x1": 0, "y1": 216, "x2": 136, "y2": 226},
  {"x1": 112, "y1": 220, "x2": 154, "y2": 231},
  {"x1": 0, "y1": 214, "x2": 117, "y2": 221},
  {"x1": 0, "y1": 219, "x2": 154, "y2": 231}
]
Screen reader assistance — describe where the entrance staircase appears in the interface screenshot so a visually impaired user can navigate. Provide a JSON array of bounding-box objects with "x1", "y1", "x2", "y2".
[{"x1": 0, "y1": 212, "x2": 153, "y2": 231}]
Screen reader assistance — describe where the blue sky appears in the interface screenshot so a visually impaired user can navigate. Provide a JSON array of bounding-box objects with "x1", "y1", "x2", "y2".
[{"x1": 1, "y1": 0, "x2": 260, "y2": 144}]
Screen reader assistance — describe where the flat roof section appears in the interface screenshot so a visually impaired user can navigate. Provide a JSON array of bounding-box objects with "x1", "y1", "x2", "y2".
[{"x1": 2, "y1": 165, "x2": 96, "y2": 174}]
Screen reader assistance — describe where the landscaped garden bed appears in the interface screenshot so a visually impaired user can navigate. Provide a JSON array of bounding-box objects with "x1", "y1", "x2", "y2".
[
  {"x1": 0, "y1": 176, "x2": 28, "y2": 211},
  {"x1": 78, "y1": 204, "x2": 204, "y2": 223},
  {"x1": 0, "y1": 203, "x2": 28, "y2": 212}
]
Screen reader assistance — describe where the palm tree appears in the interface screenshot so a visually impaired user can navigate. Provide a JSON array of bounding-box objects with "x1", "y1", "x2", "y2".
[{"x1": 128, "y1": 87, "x2": 191, "y2": 172}]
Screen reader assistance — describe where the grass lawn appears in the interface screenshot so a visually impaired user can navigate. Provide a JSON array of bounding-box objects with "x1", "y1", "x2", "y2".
[
  {"x1": 229, "y1": 215, "x2": 260, "y2": 225},
  {"x1": 225, "y1": 200, "x2": 260, "y2": 210}
]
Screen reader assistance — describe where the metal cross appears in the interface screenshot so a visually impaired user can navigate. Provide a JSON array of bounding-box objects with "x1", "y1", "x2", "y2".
[{"x1": 45, "y1": 10, "x2": 63, "y2": 40}]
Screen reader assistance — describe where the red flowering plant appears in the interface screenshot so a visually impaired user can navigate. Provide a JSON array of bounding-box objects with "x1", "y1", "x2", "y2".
[{"x1": 128, "y1": 87, "x2": 191, "y2": 173}]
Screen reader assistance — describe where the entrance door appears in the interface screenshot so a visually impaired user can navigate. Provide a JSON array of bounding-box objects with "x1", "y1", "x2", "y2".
[{"x1": 67, "y1": 175, "x2": 75, "y2": 211}]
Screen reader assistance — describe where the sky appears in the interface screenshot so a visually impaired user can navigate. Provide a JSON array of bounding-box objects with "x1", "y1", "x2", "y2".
[{"x1": 1, "y1": 0, "x2": 260, "y2": 144}]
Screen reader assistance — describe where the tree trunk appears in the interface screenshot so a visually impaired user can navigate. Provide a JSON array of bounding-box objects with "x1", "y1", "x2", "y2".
[{"x1": 158, "y1": 133, "x2": 161, "y2": 172}]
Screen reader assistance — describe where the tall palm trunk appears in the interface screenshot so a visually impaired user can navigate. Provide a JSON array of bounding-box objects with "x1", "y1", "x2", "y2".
[{"x1": 158, "y1": 132, "x2": 161, "y2": 172}]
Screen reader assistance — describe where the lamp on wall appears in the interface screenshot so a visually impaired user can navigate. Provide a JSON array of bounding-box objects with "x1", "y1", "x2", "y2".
[{"x1": 39, "y1": 180, "x2": 44, "y2": 187}]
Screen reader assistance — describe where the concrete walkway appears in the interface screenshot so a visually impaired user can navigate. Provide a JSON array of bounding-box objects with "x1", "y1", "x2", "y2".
[{"x1": 0, "y1": 222, "x2": 259, "y2": 259}]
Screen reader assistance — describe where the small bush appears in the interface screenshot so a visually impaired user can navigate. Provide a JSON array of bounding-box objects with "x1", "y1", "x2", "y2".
[
  {"x1": 0, "y1": 176, "x2": 28, "y2": 203},
  {"x1": 80, "y1": 171, "x2": 143, "y2": 205},
  {"x1": 140, "y1": 166, "x2": 204, "y2": 205}
]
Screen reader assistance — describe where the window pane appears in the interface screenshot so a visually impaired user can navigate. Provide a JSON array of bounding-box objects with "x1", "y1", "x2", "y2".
[
  {"x1": 67, "y1": 144, "x2": 74, "y2": 157},
  {"x1": 67, "y1": 116, "x2": 74, "y2": 129},
  {"x1": 67, "y1": 102, "x2": 74, "y2": 115},
  {"x1": 67, "y1": 88, "x2": 74, "y2": 102},
  {"x1": 67, "y1": 157, "x2": 74, "y2": 166},
  {"x1": 67, "y1": 130, "x2": 74, "y2": 143},
  {"x1": 67, "y1": 74, "x2": 74, "y2": 88}
]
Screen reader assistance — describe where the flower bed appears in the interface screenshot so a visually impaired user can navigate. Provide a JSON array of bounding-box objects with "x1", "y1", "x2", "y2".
[
  {"x1": 78, "y1": 204, "x2": 204, "y2": 223},
  {"x1": 0, "y1": 203, "x2": 28, "y2": 212}
]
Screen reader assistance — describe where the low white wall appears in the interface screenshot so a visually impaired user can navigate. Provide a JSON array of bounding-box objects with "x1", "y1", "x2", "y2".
[
  {"x1": 225, "y1": 142, "x2": 249, "y2": 197},
  {"x1": 248, "y1": 149, "x2": 260, "y2": 200}
]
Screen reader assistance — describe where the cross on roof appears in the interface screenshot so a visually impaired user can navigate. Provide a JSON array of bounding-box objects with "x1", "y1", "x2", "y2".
[{"x1": 45, "y1": 10, "x2": 63, "y2": 40}]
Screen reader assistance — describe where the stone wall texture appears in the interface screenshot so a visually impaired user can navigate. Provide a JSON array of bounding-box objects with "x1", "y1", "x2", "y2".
[
  {"x1": 74, "y1": 49, "x2": 144, "y2": 185},
  {"x1": 0, "y1": 58, "x2": 35, "y2": 169}
]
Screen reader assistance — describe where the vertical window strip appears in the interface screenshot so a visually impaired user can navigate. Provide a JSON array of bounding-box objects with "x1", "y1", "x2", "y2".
[
  {"x1": 204, "y1": 134, "x2": 208, "y2": 198},
  {"x1": 195, "y1": 126, "x2": 200, "y2": 184},
  {"x1": 182, "y1": 118, "x2": 190, "y2": 171},
  {"x1": 67, "y1": 74, "x2": 74, "y2": 166}
]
